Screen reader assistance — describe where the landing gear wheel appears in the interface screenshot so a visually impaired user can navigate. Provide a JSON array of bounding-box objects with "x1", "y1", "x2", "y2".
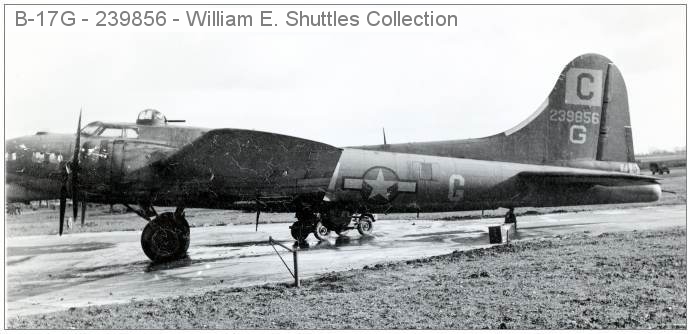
[
  {"x1": 357, "y1": 216, "x2": 373, "y2": 236},
  {"x1": 175, "y1": 216, "x2": 190, "y2": 258},
  {"x1": 314, "y1": 221, "x2": 330, "y2": 241},
  {"x1": 290, "y1": 223, "x2": 311, "y2": 242},
  {"x1": 141, "y1": 212, "x2": 189, "y2": 263}
]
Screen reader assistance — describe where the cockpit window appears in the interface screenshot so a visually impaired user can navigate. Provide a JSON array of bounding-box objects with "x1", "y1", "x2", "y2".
[
  {"x1": 81, "y1": 123, "x2": 101, "y2": 136},
  {"x1": 99, "y1": 127, "x2": 123, "y2": 138}
]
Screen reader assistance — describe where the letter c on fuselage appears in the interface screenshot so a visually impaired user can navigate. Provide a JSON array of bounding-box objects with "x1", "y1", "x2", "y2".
[{"x1": 448, "y1": 174, "x2": 465, "y2": 201}]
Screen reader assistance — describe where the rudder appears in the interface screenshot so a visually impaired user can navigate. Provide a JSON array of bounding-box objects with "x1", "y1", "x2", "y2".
[{"x1": 595, "y1": 62, "x2": 635, "y2": 162}]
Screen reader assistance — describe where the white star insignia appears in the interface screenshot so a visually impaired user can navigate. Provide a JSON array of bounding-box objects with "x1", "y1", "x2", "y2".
[
  {"x1": 364, "y1": 168, "x2": 397, "y2": 200},
  {"x1": 342, "y1": 167, "x2": 417, "y2": 203}
]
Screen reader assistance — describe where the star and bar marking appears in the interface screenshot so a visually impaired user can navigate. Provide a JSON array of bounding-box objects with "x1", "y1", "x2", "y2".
[{"x1": 343, "y1": 167, "x2": 416, "y2": 203}]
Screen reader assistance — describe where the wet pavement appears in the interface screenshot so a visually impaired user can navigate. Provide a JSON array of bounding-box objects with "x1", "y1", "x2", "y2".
[{"x1": 6, "y1": 204, "x2": 685, "y2": 317}]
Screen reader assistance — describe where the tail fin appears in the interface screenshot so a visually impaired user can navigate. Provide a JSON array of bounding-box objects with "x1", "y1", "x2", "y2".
[
  {"x1": 504, "y1": 53, "x2": 634, "y2": 163},
  {"x1": 356, "y1": 54, "x2": 637, "y2": 169}
]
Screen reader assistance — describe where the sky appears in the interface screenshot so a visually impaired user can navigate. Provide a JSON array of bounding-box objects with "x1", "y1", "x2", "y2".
[{"x1": 5, "y1": 5, "x2": 686, "y2": 154}]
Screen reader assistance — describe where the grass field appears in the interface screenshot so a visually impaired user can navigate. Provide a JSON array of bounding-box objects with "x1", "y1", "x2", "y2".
[{"x1": 8, "y1": 227, "x2": 686, "y2": 329}]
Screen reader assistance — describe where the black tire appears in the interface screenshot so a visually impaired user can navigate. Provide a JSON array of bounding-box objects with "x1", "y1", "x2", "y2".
[
  {"x1": 141, "y1": 213, "x2": 189, "y2": 263},
  {"x1": 314, "y1": 221, "x2": 330, "y2": 241},
  {"x1": 290, "y1": 223, "x2": 311, "y2": 241},
  {"x1": 357, "y1": 216, "x2": 373, "y2": 236}
]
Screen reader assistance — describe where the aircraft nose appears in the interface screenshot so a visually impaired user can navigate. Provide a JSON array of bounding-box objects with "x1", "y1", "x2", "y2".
[
  {"x1": 5, "y1": 135, "x2": 33, "y2": 157},
  {"x1": 5, "y1": 133, "x2": 75, "y2": 163}
]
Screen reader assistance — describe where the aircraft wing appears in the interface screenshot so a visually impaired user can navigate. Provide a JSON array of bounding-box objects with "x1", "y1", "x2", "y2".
[
  {"x1": 152, "y1": 129, "x2": 343, "y2": 200},
  {"x1": 517, "y1": 171, "x2": 660, "y2": 187}
]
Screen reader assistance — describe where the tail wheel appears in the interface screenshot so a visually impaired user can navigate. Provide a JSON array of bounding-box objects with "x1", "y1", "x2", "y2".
[
  {"x1": 314, "y1": 221, "x2": 330, "y2": 241},
  {"x1": 141, "y1": 213, "x2": 189, "y2": 263},
  {"x1": 505, "y1": 212, "x2": 517, "y2": 224},
  {"x1": 357, "y1": 216, "x2": 374, "y2": 236}
]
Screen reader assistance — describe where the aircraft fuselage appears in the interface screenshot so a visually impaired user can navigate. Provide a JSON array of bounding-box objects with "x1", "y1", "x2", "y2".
[
  {"x1": 328, "y1": 148, "x2": 660, "y2": 212},
  {"x1": 5, "y1": 125, "x2": 661, "y2": 213}
]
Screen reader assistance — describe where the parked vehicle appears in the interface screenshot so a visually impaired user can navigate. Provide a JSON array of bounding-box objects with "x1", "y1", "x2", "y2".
[{"x1": 650, "y1": 162, "x2": 670, "y2": 175}]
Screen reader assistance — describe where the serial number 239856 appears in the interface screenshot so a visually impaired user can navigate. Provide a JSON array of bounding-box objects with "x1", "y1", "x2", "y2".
[
  {"x1": 96, "y1": 11, "x2": 167, "y2": 26},
  {"x1": 549, "y1": 109, "x2": 600, "y2": 124}
]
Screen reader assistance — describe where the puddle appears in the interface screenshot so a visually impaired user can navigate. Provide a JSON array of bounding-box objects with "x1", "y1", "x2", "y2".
[
  {"x1": 7, "y1": 242, "x2": 115, "y2": 256},
  {"x1": 7, "y1": 256, "x2": 34, "y2": 266}
]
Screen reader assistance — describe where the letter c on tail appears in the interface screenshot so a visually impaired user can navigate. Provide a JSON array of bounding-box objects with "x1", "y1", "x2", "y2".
[
  {"x1": 576, "y1": 73, "x2": 595, "y2": 100},
  {"x1": 565, "y1": 68, "x2": 603, "y2": 107}
]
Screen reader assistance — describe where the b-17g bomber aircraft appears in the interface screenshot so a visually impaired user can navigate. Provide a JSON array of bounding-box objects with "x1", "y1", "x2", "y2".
[{"x1": 6, "y1": 54, "x2": 660, "y2": 263}]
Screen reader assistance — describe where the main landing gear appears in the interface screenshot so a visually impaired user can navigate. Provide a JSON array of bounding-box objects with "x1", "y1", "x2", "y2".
[
  {"x1": 126, "y1": 204, "x2": 190, "y2": 263},
  {"x1": 289, "y1": 205, "x2": 374, "y2": 243}
]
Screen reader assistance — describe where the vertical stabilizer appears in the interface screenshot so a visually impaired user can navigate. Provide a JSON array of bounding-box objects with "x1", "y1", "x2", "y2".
[
  {"x1": 503, "y1": 53, "x2": 614, "y2": 163},
  {"x1": 356, "y1": 54, "x2": 638, "y2": 171}
]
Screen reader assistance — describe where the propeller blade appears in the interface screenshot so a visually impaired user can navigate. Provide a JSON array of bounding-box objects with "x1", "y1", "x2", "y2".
[
  {"x1": 255, "y1": 208, "x2": 260, "y2": 232},
  {"x1": 70, "y1": 110, "x2": 82, "y2": 221},
  {"x1": 80, "y1": 199, "x2": 87, "y2": 227},
  {"x1": 73, "y1": 197, "x2": 79, "y2": 222},
  {"x1": 72, "y1": 109, "x2": 82, "y2": 164},
  {"x1": 59, "y1": 185, "x2": 67, "y2": 235}
]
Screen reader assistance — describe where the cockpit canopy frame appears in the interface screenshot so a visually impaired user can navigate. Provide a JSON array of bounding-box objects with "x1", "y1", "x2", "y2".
[{"x1": 81, "y1": 122, "x2": 139, "y2": 139}]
